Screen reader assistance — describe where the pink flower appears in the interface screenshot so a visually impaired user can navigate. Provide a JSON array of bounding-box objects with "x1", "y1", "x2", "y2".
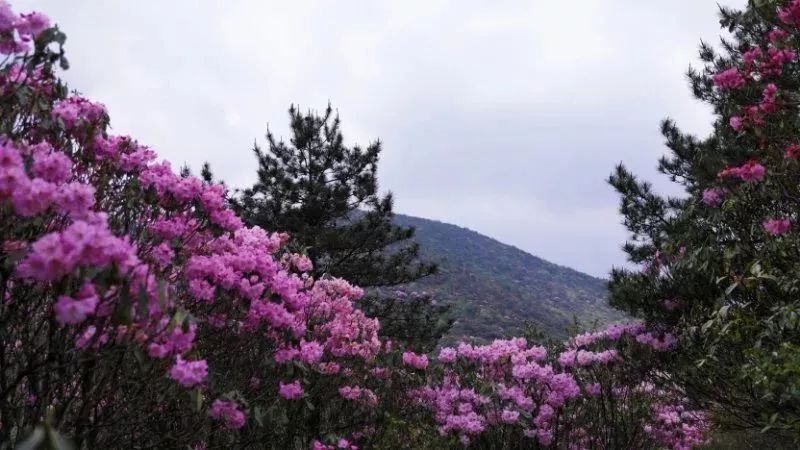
[
  {"x1": 501, "y1": 409, "x2": 519, "y2": 424},
  {"x1": 209, "y1": 399, "x2": 246, "y2": 429},
  {"x1": 74, "y1": 325, "x2": 107, "y2": 349},
  {"x1": 743, "y1": 48, "x2": 762, "y2": 67},
  {"x1": 760, "y1": 47, "x2": 797, "y2": 77},
  {"x1": 402, "y1": 351, "x2": 429, "y2": 370},
  {"x1": 169, "y1": 356, "x2": 208, "y2": 387},
  {"x1": 299, "y1": 340, "x2": 324, "y2": 364},
  {"x1": 729, "y1": 116, "x2": 743, "y2": 131},
  {"x1": 17, "y1": 220, "x2": 139, "y2": 282},
  {"x1": 288, "y1": 253, "x2": 313, "y2": 272},
  {"x1": 150, "y1": 242, "x2": 174, "y2": 267},
  {"x1": 438, "y1": 347, "x2": 457, "y2": 363},
  {"x1": 779, "y1": 0, "x2": 800, "y2": 27},
  {"x1": 718, "y1": 160, "x2": 765, "y2": 182},
  {"x1": 312, "y1": 441, "x2": 333, "y2": 450},
  {"x1": 338, "y1": 385, "x2": 377, "y2": 407},
  {"x1": 635, "y1": 332, "x2": 677, "y2": 351},
  {"x1": 52, "y1": 96, "x2": 106, "y2": 129},
  {"x1": 536, "y1": 428, "x2": 553, "y2": 446},
  {"x1": 763, "y1": 218, "x2": 791, "y2": 236},
  {"x1": 738, "y1": 161, "x2": 766, "y2": 182},
  {"x1": 785, "y1": 144, "x2": 800, "y2": 159},
  {"x1": 712, "y1": 68, "x2": 745, "y2": 90},
  {"x1": 279, "y1": 380, "x2": 304, "y2": 400},
  {"x1": 31, "y1": 147, "x2": 72, "y2": 183},
  {"x1": 701, "y1": 188, "x2": 726, "y2": 207},
  {"x1": 55, "y1": 182, "x2": 96, "y2": 219},
  {"x1": 12, "y1": 177, "x2": 57, "y2": 217},
  {"x1": 769, "y1": 28, "x2": 788, "y2": 43},
  {"x1": 370, "y1": 367, "x2": 389, "y2": 379},
  {"x1": 53, "y1": 283, "x2": 99, "y2": 325},
  {"x1": 17, "y1": 11, "x2": 50, "y2": 37},
  {"x1": 319, "y1": 362, "x2": 341, "y2": 374},
  {"x1": 760, "y1": 83, "x2": 779, "y2": 114}
]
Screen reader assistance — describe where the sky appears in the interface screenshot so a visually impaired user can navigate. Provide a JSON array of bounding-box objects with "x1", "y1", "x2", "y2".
[{"x1": 19, "y1": 0, "x2": 746, "y2": 277}]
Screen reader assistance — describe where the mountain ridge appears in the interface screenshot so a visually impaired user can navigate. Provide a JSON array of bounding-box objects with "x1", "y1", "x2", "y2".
[{"x1": 388, "y1": 213, "x2": 625, "y2": 341}]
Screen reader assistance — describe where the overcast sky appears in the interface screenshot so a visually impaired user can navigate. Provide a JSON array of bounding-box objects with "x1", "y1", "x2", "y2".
[{"x1": 20, "y1": 0, "x2": 745, "y2": 277}]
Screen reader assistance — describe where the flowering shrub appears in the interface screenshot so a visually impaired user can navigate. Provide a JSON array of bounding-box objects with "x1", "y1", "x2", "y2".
[
  {"x1": 0, "y1": 2, "x2": 386, "y2": 447},
  {"x1": 409, "y1": 323, "x2": 707, "y2": 449},
  {"x1": 0, "y1": 1, "x2": 714, "y2": 448}
]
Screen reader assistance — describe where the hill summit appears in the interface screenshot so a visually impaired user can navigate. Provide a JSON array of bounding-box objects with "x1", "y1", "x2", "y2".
[{"x1": 388, "y1": 214, "x2": 626, "y2": 341}]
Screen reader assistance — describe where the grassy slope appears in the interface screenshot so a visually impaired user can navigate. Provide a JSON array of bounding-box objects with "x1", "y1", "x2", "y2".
[{"x1": 387, "y1": 214, "x2": 626, "y2": 341}]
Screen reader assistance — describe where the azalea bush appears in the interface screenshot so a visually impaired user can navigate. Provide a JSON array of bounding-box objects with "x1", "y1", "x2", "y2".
[
  {"x1": 0, "y1": 1, "x2": 714, "y2": 449},
  {"x1": 408, "y1": 323, "x2": 707, "y2": 449},
  {"x1": 0, "y1": 2, "x2": 391, "y2": 448}
]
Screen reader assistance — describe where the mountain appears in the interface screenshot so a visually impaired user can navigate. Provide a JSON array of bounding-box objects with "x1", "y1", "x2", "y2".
[{"x1": 388, "y1": 214, "x2": 626, "y2": 342}]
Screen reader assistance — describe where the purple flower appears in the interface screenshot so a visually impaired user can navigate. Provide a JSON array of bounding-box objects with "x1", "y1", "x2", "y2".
[
  {"x1": 764, "y1": 218, "x2": 791, "y2": 236},
  {"x1": 279, "y1": 380, "x2": 304, "y2": 400}
]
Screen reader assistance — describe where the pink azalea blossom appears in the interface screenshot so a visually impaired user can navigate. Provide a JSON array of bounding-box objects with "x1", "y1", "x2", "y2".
[
  {"x1": 402, "y1": 351, "x2": 429, "y2": 370},
  {"x1": 763, "y1": 218, "x2": 791, "y2": 236},
  {"x1": 209, "y1": 399, "x2": 246, "y2": 429},
  {"x1": 729, "y1": 115, "x2": 743, "y2": 131},
  {"x1": 438, "y1": 347, "x2": 457, "y2": 363},
  {"x1": 279, "y1": 380, "x2": 304, "y2": 400},
  {"x1": 779, "y1": 0, "x2": 800, "y2": 27},
  {"x1": 53, "y1": 282, "x2": 99, "y2": 325},
  {"x1": 712, "y1": 67, "x2": 745, "y2": 90},
  {"x1": 702, "y1": 188, "x2": 726, "y2": 207},
  {"x1": 169, "y1": 356, "x2": 208, "y2": 387}
]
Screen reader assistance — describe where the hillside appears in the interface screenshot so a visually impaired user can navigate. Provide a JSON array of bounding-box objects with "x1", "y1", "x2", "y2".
[{"x1": 388, "y1": 214, "x2": 626, "y2": 341}]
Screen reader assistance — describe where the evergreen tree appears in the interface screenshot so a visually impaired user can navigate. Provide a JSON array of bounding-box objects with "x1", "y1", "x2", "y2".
[
  {"x1": 609, "y1": 0, "x2": 800, "y2": 437},
  {"x1": 358, "y1": 291, "x2": 454, "y2": 353},
  {"x1": 233, "y1": 104, "x2": 436, "y2": 287},
  {"x1": 232, "y1": 105, "x2": 449, "y2": 349}
]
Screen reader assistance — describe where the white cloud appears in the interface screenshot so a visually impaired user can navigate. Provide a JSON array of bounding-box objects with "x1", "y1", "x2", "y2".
[{"x1": 17, "y1": 0, "x2": 747, "y2": 276}]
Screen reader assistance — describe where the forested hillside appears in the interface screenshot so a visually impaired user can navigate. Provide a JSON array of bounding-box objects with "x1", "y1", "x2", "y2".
[{"x1": 388, "y1": 214, "x2": 626, "y2": 340}]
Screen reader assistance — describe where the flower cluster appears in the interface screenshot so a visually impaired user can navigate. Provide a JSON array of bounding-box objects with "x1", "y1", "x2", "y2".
[
  {"x1": 0, "y1": 2, "x2": 385, "y2": 445},
  {"x1": 700, "y1": 5, "x2": 800, "y2": 253},
  {"x1": 763, "y1": 218, "x2": 791, "y2": 236},
  {"x1": 717, "y1": 160, "x2": 766, "y2": 182},
  {"x1": 279, "y1": 380, "x2": 304, "y2": 400},
  {"x1": 711, "y1": 67, "x2": 745, "y2": 90},
  {"x1": 0, "y1": 1, "x2": 48, "y2": 54},
  {"x1": 209, "y1": 399, "x2": 246, "y2": 430},
  {"x1": 779, "y1": 0, "x2": 800, "y2": 27},
  {"x1": 0, "y1": 1, "x2": 718, "y2": 448},
  {"x1": 407, "y1": 322, "x2": 707, "y2": 448},
  {"x1": 646, "y1": 402, "x2": 709, "y2": 450},
  {"x1": 402, "y1": 351, "x2": 429, "y2": 370},
  {"x1": 701, "y1": 187, "x2": 726, "y2": 207}
]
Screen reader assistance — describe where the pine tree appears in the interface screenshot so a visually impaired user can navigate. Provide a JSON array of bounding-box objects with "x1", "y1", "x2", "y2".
[
  {"x1": 233, "y1": 104, "x2": 436, "y2": 287},
  {"x1": 231, "y1": 105, "x2": 449, "y2": 349},
  {"x1": 609, "y1": 1, "x2": 800, "y2": 436}
]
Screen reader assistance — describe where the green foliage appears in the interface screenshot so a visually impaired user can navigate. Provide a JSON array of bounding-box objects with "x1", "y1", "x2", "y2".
[
  {"x1": 358, "y1": 292, "x2": 454, "y2": 353},
  {"x1": 232, "y1": 104, "x2": 436, "y2": 287},
  {"x1": 389, "y1": 214, "x2": 626, "y2": 342},
  {"x1": 228, "y1": 105, "x2": 451, "y2": 351},
  {"x1": 608, "y1": 0, "x2": 800, "y2": 438}
]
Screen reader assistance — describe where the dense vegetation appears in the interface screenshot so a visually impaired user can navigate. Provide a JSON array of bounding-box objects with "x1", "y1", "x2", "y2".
[
  {"x1": 609, "y1": 0, "x2": 800, "y2": 440},
  {"x1": 3, "y1": 0, "x2": 800, "y2": 448},
  {"x1": 232, "y1": 105, "x2": 435, "y2": 288},
  {"x1": 228, "y1": 106, "x2": 449, "y2": 353},
  {"x1": 383, "y1": 214, "x2": 625, "y2": 342}
]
